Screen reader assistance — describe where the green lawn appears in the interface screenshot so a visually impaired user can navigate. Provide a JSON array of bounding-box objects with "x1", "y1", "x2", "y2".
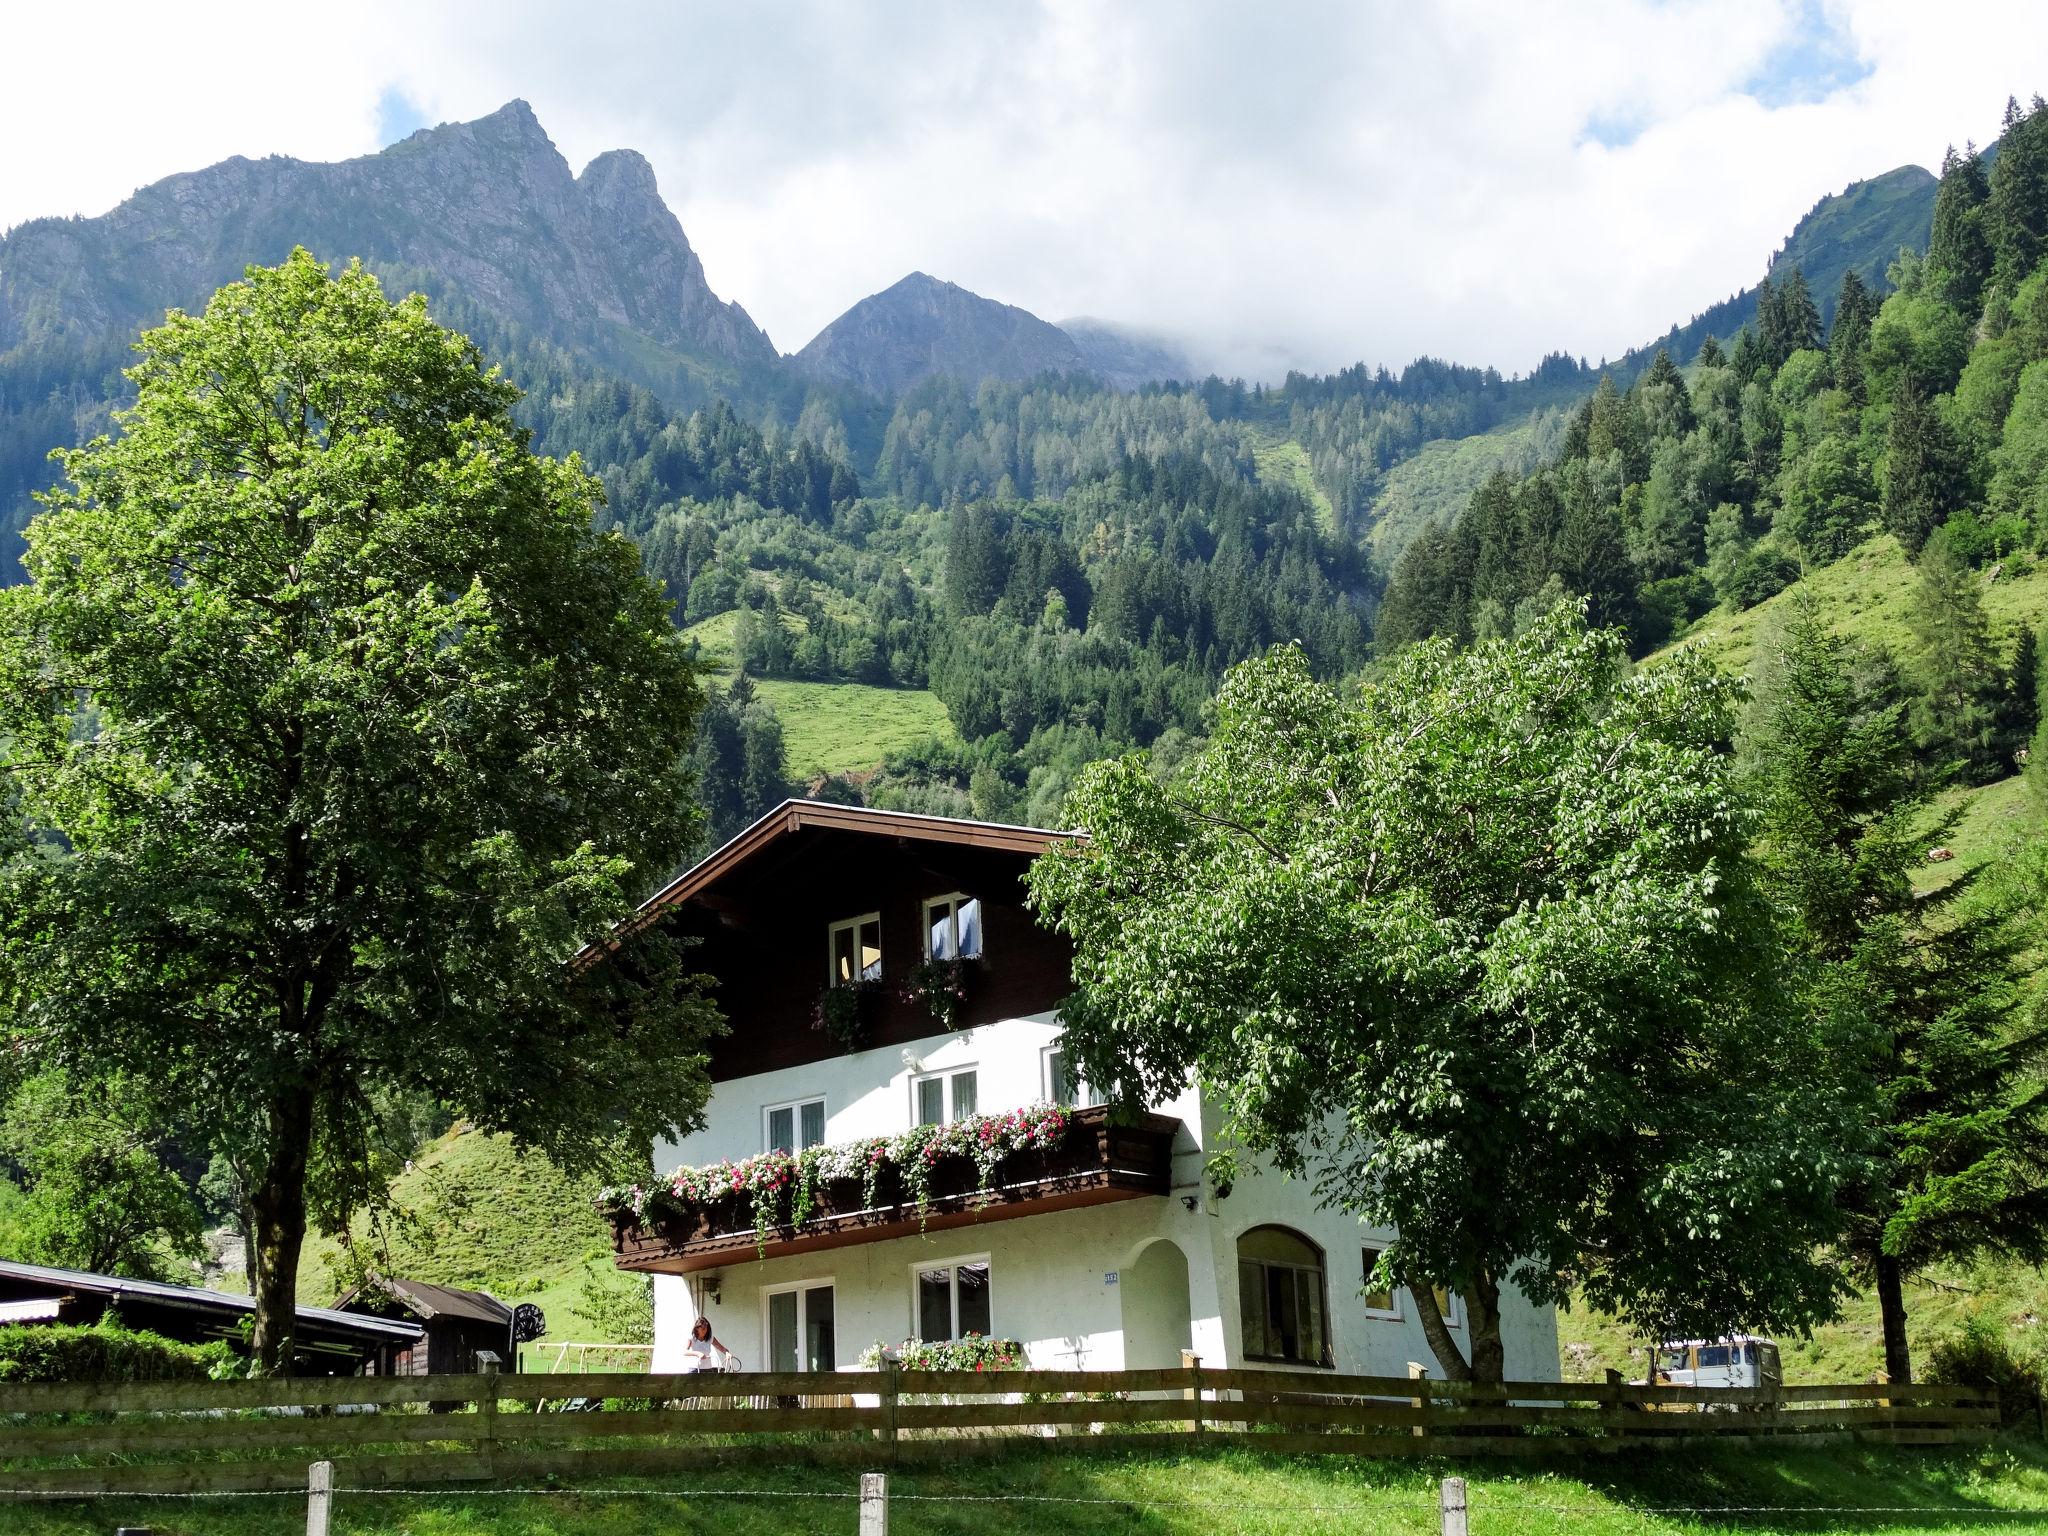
[
  {"x1": 753, "y1": 678, "x2": 956, "y2": 778},
  {"x1": 15, "y1": 1440, "x2": 2048, "y2": 1534},
  {"x1": 682, "y1": 609, "x2": 957, "y2": 774}
]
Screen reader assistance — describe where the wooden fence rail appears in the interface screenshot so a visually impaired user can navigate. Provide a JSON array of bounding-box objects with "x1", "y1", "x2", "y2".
[{"x1": 0, "y1": 1367, "x2": 1998, "y2": 1497}]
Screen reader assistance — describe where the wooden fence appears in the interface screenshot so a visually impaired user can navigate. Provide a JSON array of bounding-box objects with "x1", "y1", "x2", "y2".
[{"x1": 0, "y1": 1364, "x2": 2000, "y2": 1497}]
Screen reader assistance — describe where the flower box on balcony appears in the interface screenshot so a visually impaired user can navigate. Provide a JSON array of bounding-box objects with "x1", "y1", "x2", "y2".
[{"x1": 600, "y1": 1104, "x2": 1179, "y2": 1274}]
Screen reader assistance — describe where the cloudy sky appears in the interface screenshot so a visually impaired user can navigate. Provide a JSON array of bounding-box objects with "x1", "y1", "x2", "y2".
[{"x1": 5, "y1": 1, "x2": 2042, "y2": 377}]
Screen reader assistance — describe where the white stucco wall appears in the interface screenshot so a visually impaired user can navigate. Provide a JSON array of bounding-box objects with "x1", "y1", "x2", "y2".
[{"x1": 647, "y1": 1012, "x2": 1560, "y2": 1384}]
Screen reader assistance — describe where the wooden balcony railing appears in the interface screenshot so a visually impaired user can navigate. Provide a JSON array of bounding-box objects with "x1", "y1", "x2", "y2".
[{"x1": 610, "y1": 1105, "x2": 1180, "y2": 1273}]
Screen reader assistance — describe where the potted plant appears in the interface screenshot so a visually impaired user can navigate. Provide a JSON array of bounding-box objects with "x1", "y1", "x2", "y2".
[
  {"x1": 813, "y1": 978, "x2": 881, "y2": 1050},
  {"x1": 900, "y1": 954, "x2": 976, "y2": 1030}
]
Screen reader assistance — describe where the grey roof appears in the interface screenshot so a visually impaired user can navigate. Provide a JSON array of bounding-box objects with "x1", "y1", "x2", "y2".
[
  {"x1": 338, "y1": 1275, "x2": 512, "y2": 1327},
  {"x1": 0, "y1": 1259, "x2": 422, "y2": 1341}
]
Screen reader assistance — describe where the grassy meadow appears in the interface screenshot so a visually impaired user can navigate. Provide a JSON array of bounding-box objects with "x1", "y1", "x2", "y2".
[
  {"x1": 14, "y1": 1440, "x2": 2048, "y2": 1535},
  {"x1": 683, "y1": 608, "x2": 957, "y2": 775}
]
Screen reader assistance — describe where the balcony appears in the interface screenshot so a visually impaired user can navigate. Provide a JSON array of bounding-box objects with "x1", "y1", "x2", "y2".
[{"x1": 609, "y1": 1105, "x2": 1180, "y2": 1274}]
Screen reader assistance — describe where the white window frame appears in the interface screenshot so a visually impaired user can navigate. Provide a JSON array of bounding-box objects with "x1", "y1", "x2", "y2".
[
  {"x1": 1042, "y1": 1041, "x2": 1091, "y2": 1108},
  {"x1": 827, "y1": 911, "x2": 882, "y2": 985},
  {"x1": 761, "y1": 1274, "x2": 837, "y2": 1373},
  {"x1": 1359, "y1": 1245, "x2": 1402, "y2": 1321},
  {"x1": 908, "y1": 1252, "x2": 993, "y2": 1342},
  {"x1": 762, "y1": 1095, "x2": 828, "y2": 1154},
  {"x1": 1431, "y1": 1287, "x2": 1463, "y2": 1329},
  {"x1": 911, "y1": 1065, "x2": 978, "y2": 1126},
  {"x1": 921, "y1": 892, "x2": 983, "y2": 960}
]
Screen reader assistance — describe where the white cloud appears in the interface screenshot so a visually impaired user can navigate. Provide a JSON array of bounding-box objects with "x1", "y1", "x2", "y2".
[{"x1": 3, "y1": 0, "x2": 2042, "y2": 377}]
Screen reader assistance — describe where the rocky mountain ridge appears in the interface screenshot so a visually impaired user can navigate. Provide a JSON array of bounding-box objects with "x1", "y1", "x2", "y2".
[{"x1": 0, "y1": 100, "x2": 777, "y2": 383}]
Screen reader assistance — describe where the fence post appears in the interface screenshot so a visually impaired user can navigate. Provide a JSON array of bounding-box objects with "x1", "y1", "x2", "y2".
[
  {"x1": 1409, "y1": 1361, "x2": 1428, "y2": 1438},
  {"x1": 476, "y1": 1350, "x2": 502, "y2": 1478},
  {"x1": 1439, "y1": 1475, "x2": 1468, "y2": 1536},
  {"x1": 1182, "y1": 1349, "x2": 1204, "y2": 1434},
  {"x1": 305, "y1": 1459, "x2": 334, "y2": 1536},
  {"x1": 859, "y1": 1471, "x2": 888, "y2": 1534},
  {"x1": 879, "y1": 1356, "x2": 901, "y2": 1464}
]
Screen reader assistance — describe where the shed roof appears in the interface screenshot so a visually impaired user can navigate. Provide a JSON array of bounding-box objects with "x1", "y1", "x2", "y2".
[
  {"x1": 337, "y1": 1276, "x2": 512, "y2": 1327},
  {"x1": 0, "y1": 1260, "x2": 422, "y2": 1342}
]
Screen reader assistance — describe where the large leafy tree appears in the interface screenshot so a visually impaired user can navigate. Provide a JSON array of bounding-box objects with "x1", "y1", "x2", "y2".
[
  {"x1": 0, "y1": 252, "x2": 722, "y2": 1372},
  {"x1": 1746, "y1": 595, "x2": 2048, "y2": 1382},
  {"x1": 1029, "y1": 606, "x2": 1848, "y2": 1383}
]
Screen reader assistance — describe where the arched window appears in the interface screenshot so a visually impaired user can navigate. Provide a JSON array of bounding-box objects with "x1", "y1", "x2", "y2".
[{"x1": 1237, "y1": 1226, "x2": 1329, "y2": 1366}]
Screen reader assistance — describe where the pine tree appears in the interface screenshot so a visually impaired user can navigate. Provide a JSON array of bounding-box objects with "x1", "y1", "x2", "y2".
[
  {"x1": 1882, "y1": 375, "x2": 1958, "y2": 556},
  {"x1": 1830, "y1": 269, "x2": 1878, "y2": 406},
  {"x1": 1907, "y1": 533, "x2": 2008, "y2": 782},
  {"x1": 1927, "y1": 143, "x2": 1995, "y2": 316},
  {"x1": 1988, "y1": 96, "x2": 2048, "y2": 294},
  {"x1": 1748, "y1": 595, "x2": 2048, "y2": 1384},
  {"x1": 1696, "y1": 335, "x2": 1725, "y2": 368},
  {"x1": 1999, "y1": 626, "x2": 2042, "y2": 770},
  {"x1": 1759, "y1": 267, "x2": 1823, "y2": 367},
  {"x1": 1636, "y1": 349, "x2": 1695, "y2": 439}
]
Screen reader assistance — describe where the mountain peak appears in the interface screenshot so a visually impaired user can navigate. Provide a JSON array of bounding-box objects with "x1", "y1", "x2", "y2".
[
  {"x1": 469, "y1": 98, "x2": 551, "y2": 146},
  {"x1": 794, "y1": 272, "x2": 1088, "y2": 397},
  {"x1": 578, "y1": 148, "x2": 661, "y2": 203}
]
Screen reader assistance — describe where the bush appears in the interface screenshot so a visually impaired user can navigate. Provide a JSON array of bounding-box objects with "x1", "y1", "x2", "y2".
[
  {"x1": 1926, "y1": 1315, "x2": 2046, "y2": 1425},
  {"x1": 0, "y1": 1317, "x2": 236, "y2": 1383}
]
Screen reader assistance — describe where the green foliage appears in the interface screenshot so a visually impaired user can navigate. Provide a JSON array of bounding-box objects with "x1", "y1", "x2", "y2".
[
  {"x1": 570, "y1": 1268, "x2": 655, "y2": 1346},
  {"x1": 1746, "y1": 595, "x2": 2048, "y2": 1382},
  {"x1": 858, "y1": 1335, "x2": 1022, "y2": 1370},
  {"x1": 0, "y1": 252, "x2": 722, "y2": 1371},
  {"x1": 0, "y1": 1075, "x2": 203, "y2": 1281},
  {"x1": 1031, "y1": 608, "x2": 1846, "y2": 1382},
  {"x1": 1927, "y1": 1315, "x2": 2047, "y2": 1426},
  {"x1": 0, "y1": 1318, "x2": 234, "y2": 1384}
]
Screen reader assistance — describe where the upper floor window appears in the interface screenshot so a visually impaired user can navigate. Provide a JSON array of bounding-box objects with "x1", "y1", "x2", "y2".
[
  {"x1": 765, "y1": 1097, "x2": 826, "y2": 1154},
  {"x1": 828, "y1": 913, "x2": 882, "y2": 985},
  {"x1": 914, "y1": 1067, "x2": 978, "y2": 1126},
  {"x1": 923, "y1": 894, "x2": 983, "y2": 961},
  {"x1": 1238, "y1": 1225, "x2": 1329, "y2": 1367}
]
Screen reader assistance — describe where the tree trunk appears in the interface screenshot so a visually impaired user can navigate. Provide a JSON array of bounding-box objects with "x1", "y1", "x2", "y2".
[
  {"x1": 1403, "y1": 1266, "x2": 1472, "y2": 1382},
  {"x1": 1465, "y1": 1268, "x2": 1506, "y2": 1385},
  {"x1": 246, "y1": 1082, "x2": 317, "y2": 1377},
  {"x1": 1876, "y1": 1252, "x2": 1913, "y2": 1385}
]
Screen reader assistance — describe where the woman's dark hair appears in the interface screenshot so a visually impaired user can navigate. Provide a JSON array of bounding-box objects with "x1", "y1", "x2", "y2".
[{"x1": 693, "y1": 1316, "x2": 712, "y2": 1338}]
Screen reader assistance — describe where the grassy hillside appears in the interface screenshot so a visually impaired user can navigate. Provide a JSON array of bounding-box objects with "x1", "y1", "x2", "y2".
[
  {"x1": 22, "y1": 1440, "x2": 2048, "y2": 1535},
  {"x1": 296, "y1": 1126, "x2": 635, "y2": 1362},
  {"x1": 682, "y1": 609, "x2": 958, "y2": 774},
  {"x1": 1365, "y1": 417, "x2": 1553, "y2": 564},
  {"x1": 1249, "y1": 430, "x2": 1338, "y2": 533},
  {"x1": 1559, "y1": 1250, "x2": 2048, "y2": 1385},
  {"x1": 1658, "y1": 534, "x2": 2048, "y2": 679}
]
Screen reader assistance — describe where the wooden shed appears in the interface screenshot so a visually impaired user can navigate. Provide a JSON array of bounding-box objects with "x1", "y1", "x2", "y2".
[
  {"x1": 335, "y1": 1276, "x2": 514, "y2": 1376},
  {"x1": 0, "y1": 1259, "x2": 421, "y2": 1375}
]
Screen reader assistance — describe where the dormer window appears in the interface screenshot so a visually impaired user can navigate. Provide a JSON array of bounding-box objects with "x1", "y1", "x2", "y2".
[
  {"x1": 828, "y1": 913, "x2": 882, "y2": 985},
  {"x1": 923, "y1": 894, "x2": 982, "y2": 961}
]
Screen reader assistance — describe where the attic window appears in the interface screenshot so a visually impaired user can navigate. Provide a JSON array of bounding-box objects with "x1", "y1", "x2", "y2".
[
  {"x1": 923, "y1": 894, "x2": 982, "y2": 960},
  {"x1": 829, "y1": 913, "x2": 882, "y2": 985}
]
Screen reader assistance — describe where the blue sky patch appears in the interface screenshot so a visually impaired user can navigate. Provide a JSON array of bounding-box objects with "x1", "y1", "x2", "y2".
[
  {"x1": 1744, "y1": 1, "x2": 1872, "y2": 107},
  {"x1": 375, "y1": 87, "x2": 429, "y2": 147}
]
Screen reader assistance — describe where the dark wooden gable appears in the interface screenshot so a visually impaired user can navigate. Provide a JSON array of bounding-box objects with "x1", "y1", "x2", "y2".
[{"x1": 646, "y1": 805, "x2": 1077, "y2": 1081}]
